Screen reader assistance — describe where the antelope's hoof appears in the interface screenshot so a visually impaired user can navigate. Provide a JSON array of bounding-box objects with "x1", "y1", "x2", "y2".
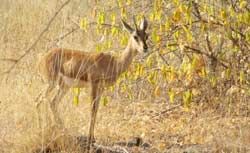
[
  {"x1": 88, "y1": 138, "x2": 96, "y2": 144},
  {"x1": 76, "y1": 136, "x2": 96, "y2": 145}
]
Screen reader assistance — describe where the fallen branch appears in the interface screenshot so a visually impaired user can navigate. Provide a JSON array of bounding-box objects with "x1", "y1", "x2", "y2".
[
  {"x1": 152, "y1": 104, "x2": 181, "y2": 118},
  {"x1": 94, "y1": 144, "x2": 129, "y2": 153}
]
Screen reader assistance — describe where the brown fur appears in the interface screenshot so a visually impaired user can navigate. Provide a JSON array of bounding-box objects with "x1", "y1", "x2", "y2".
[{"x1": 38, "y1": 48, "x2": 121, "y2": 86}]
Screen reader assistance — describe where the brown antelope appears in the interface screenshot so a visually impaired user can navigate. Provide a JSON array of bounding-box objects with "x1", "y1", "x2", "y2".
[{"x1": 37, "y1": 17, "x2": 149, "y2": 150}]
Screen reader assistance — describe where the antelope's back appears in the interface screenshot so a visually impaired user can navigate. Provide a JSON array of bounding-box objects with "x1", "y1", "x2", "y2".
[{"x1": 37, "y1": 48, "x2": 96, "y2": 82}]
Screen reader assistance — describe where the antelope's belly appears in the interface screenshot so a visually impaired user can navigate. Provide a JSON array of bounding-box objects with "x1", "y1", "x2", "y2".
[{"x1": 60, "y1": 73, "x2": 90, "y2": 88}]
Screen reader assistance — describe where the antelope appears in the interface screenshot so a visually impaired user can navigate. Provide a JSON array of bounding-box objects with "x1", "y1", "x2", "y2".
[{"x1": 37, "y1": 17, "x2": 149, "y2": 151}]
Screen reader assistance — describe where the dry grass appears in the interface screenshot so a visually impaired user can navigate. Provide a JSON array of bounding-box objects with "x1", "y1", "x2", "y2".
[{"x1": 0, "y1": 0, "x2": 249, "y2": 153}]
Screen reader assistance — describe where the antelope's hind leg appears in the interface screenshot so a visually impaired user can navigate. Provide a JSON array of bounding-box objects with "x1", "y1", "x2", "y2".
[
  {"x1": 49, "y1": 87, "x2": 69, "y2": 128},
  {"x1": 36, "y1": 84, "x2": 55, "y2": 128}
]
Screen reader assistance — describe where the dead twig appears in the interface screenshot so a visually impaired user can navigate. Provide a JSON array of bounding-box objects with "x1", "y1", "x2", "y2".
[
  {"x1": 152, "y1": 104, "x2": 181, "y2": 118},
  {"x1": 0, "y1": 58, "x2": 18, "y2": 63},
  {"x1": 53, "y1": 26, "x2": 80, "y2": 43}
]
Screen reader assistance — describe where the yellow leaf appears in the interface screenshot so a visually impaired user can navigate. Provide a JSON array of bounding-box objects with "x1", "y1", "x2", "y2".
[
  {"x1": 182, "y1": 25, "x2": 193, "y2": 42},
  {"x1": 73, "y1": 88, "x2": 80, "y2": 106},
  {"x1": 183, "y1": 90, "x2": 192, "y2": 111},
  {"x1": 111, "y1": 27, "x2": 119, "y2": 36},
  {"x1": 179, "y1": 4, "x2": 187, "y2": 13},
  {"x1": 154, "y1": 86, "x2": 161, "y2": 97},
  {"x1": 73, "y1": 88, "x2": 80, "y2": 95},
  {"x1": 226, "y1": 68, "x2": 231, "y2": 79},
  {"x1": 148, "y1": 71, "x2": 158, "y2": 85},
  {"x1": 117, "y1": 0, "x2": 123, "y2": 7},
  {"x1": 121, "y1": 7, "x2": 127, "y2": 18},
  {"x1": 155, "y1": 10, "x2": 162, "y2": 21},
  {"x1": 109, "y1": 85, "x2": 115, "y2": 92},
  {"x1": 174, "y1": 30, "x2": 179, "y2": 40},
  {"x1": 239, "y1": 0, "x2": 247, "y2": 9},
  {"x1": 173, "y1": 0, "x2": 179, "y2": 5},
  {"x1": 209, "y1": 76, "x2": 217, "y2": 87},
  {"x1": 165, "y1": 20, "x2": 171, "y2": 31},
  {"x1": 168, "y1": 89, "x2": 175, "y2": 103},
  {"x1": 73, "y1": 96, "x2": 79, "y2": 106},
  {"x1": 191, "y1": 55, "x2": 199, "y2": 69},
  {"x1": 161, "y1": 65, "x2": 168, "y2": 79},
  {"x1": 134, "y1": 63, "x2": 144, "y2": 79},
  {"x1": 239, "y1": 71, "x2": 245, "y2": 84},
  {"x1": 121, "y1": 83, "x2": 127, "y2": 93},
  {"x1": 126, "y1": 0, "x2": 132, "y2": 5},
  {"x1": 120, "y1": 35, "x2": 128, "y2": 46},
  {"x1": 146, "y1": 55, "x2": 154, "y2": 67},
  {"x1": 110, "y1": 13, "x2": 116, "y2": 25},
  {"x1": 101, "y1": 96, "x2": 109, "y2": 106},
  {"x1": 147, "y1": 73, "x2": 155, "y2": 85},
  {"x1": 199, "y1": 67, "x2": 207, "y2": 78},
  {"x1": 95, "y1": 44, "x2": 102, "y2": 52},
  {"x1": 128, "y1": 90, "x2": 133, "y2": 100},
  {"x1": 97, "y1": 12, "x2": 105, "y2": 25},
  {"x1": 220, "y1": 9, "x2": 227, "y2": 20},
  {"x1": 80, "y1": 17, "x2": 88, "y2": 32},
  {"x1": 169, "y1": 66, "x2": 176, "y2": 82},
  {"x1": 172, "y1": 8, "x2": 181, "y2": 23},
  {"x1": 152, "y1": 29, "x2": 160, "y2": 43}
]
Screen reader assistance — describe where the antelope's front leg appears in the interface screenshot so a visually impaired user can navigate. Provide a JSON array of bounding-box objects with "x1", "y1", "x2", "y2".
[{"x1": 88, "y1": 82, "x2": 102, "y2": 151}]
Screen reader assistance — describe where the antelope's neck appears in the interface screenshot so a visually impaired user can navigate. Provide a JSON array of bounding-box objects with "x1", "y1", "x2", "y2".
[{"x1": 117, "y1": 42, "x2": 137, "y2": 75}]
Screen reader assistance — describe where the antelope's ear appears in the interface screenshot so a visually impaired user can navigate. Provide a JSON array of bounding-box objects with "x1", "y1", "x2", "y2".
[
  {"x1": 140, "y1": 17, "x2": 148, "y2": 31},
  {"x1": 121, "y1": 19, "x2": 134, "y2": 33}
]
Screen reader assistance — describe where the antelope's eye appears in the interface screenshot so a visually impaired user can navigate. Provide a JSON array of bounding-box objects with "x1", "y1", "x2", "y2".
[{"x1": 133, "y1": 36, "x2": 138, "y2": 41}]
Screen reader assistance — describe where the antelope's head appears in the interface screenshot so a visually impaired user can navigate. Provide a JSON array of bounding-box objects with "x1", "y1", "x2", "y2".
[{"x1": 121, "y1": 17, "x2": 149, "y2": 54}]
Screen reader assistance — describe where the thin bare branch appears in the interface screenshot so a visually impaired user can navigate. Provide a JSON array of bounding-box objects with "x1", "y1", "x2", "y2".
[
  {"x1": 1, "y1": 0, "x2": 71, "y2": 77},
  {"x1": 0, "y1": 58, "x2": 18, "y2": 63}
]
